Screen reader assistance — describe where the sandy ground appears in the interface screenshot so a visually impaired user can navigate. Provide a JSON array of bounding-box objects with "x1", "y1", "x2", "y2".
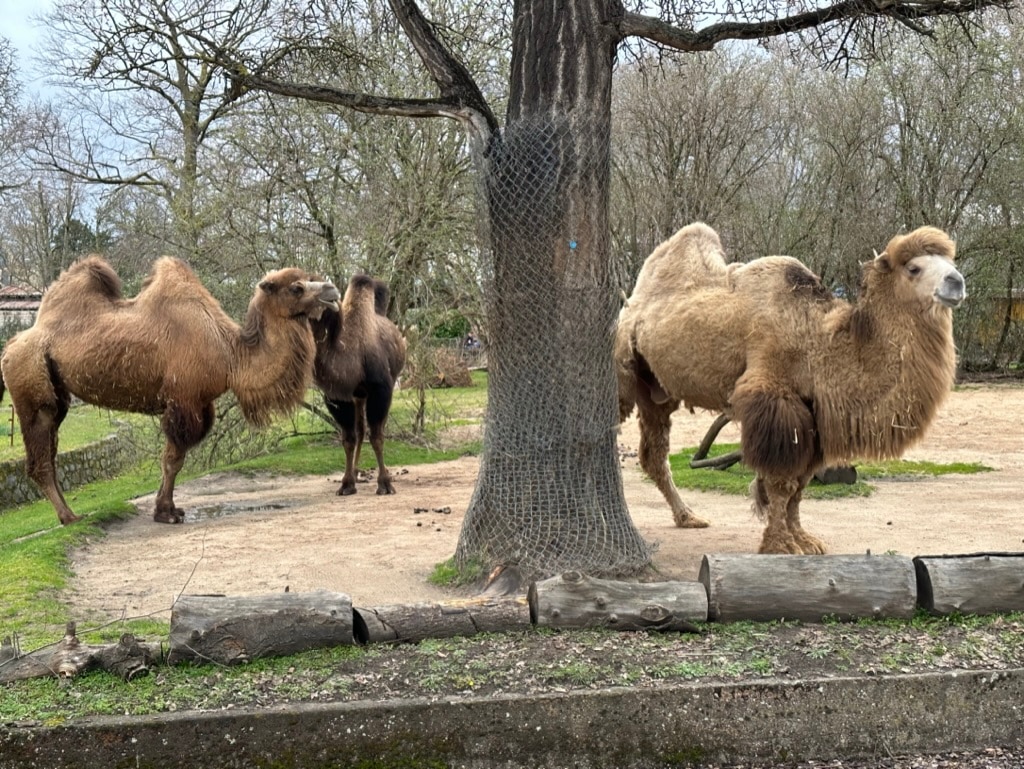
[{"x1": 65, "y1": 383, "x2": 1024, "y2": 623}]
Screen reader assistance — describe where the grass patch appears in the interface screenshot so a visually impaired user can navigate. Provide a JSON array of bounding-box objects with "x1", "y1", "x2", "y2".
[
  {"x1": 0, "y1": 468, "x2": 159, "y2": 647},
  {"x1": 669, "y1": 442, "x2": 991, "y2": 499},
  {"x1": 0, "y1": 373, "x2": 487, "y2": 653},
  {"x1": 0, "y1": 405, "x2": 154, "y2": 463},
  {"x1": 428, "y1": 556, "x2": 488, "y2": 588}
]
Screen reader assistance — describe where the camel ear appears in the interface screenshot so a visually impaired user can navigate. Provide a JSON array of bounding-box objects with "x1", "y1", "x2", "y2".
[
  {"x1": 258, "y1": 279, "x2": 276, "y2": 294},
  {"x1": 873, "y1": 249, "x2": 893, "y2": 274}
]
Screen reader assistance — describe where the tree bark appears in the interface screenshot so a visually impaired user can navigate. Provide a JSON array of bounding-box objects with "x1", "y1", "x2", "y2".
[
  {"x1": 699, "y1": 553, "x2": 918, "y2": 623},
  {"x1": 167, "y1": 591, "x2": 354, "y2": 665},
  {"x1": 914, "y1": 553, "x2": 1024, "y2": 616},
  {"x1": 455, "y1": 0, "x2": 651, "y2": 580},
  {"x1": 353, "y1": 595, "x2": 531, "y2": 644},
  {"x1": 0, "y1": 624, "x2": 157, "y2": 683},
  {"x1": 529, "y1": 571, "x2": 706, "y2": 631}
]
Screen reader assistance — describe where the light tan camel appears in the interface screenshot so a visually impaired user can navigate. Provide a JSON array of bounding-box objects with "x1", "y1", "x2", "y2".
[
  {"x1": 311, "y1": 275, "x2": 407, "y2": 496},
  {"x1": 615, "y1": 222, "x2": 965, "y2": 554},
  {"x1": 0, "y1": 256, "x2": 340, "y2": 525}
]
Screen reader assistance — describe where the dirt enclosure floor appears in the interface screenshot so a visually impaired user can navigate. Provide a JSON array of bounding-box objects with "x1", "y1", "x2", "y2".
[{"x1": 66, "y1": 382, "x2": 1024, "y2": 623}]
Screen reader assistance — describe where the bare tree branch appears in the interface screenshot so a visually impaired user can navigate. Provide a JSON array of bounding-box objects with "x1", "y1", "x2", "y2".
[
  {"x1": 221, "y1": 0, "x2": 498, "y2": 148},
  {"x1": 229, "y1": 72, "x2": 480, "y2": 125},
  {"x1": 617, "y1": 0, "x2": 1009, "y2": 51},
  {"x1": 387, "y1": 0, "x2": 498, "y2": 134}
]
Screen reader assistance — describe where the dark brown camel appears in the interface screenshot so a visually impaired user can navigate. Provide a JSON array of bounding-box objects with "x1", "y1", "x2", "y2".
[
  {"x1": 311, "y1": 275, "x2": 407, "y2": 496},
  {"x1": 0, "y1": 255, "x2": 339, "y2": 525}
]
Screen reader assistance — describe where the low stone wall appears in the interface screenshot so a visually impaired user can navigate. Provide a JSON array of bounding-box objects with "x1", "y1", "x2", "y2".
[{"x1": 0, "y1": 430, "x2": 142, "y2": 511}]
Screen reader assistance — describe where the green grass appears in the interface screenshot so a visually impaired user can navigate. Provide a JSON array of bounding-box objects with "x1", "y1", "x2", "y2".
[
  {"x1": 0, "y1": 469, "x2": 159, "y2": 647},
  {"x1": 0, "y1": 406, "x2": 154, "y2": 463},
  {"x1": 669, "y1": 443, "x2": 992, "y2": 499},
  {"x1": 0, "y1": 373, "x2": 488, "y2": 650}
]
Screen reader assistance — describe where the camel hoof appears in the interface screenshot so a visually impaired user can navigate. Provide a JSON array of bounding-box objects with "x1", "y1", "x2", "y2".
[
  {"x1": 673, "y1": 508, "x2": 709, "y2": 528},
  {"x1": 153, "y1": 508, "x2": 184, "y2": 524},
  {"x1": 759, "y1": 540, "x2": 802, "y2": 555},
  {"x1": 59, "y1": 513, "x2": 83, "y2": 526},
  {"x1": 793, "y1": 534, "x2": 828, "y2": 554},
  {"x1": 337, "y1": 485, "x2": 357, "y2": 496},
  {"x1": 376, "y1": 483, "x2": 395, "y2": 495}
]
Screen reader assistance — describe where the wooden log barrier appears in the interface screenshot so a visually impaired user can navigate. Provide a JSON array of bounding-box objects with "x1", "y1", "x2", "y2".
[
  {"x1": 0, "y1": 623, "x2": 157, "y2": 683},
  {"x1": 354, "y1": 595, "x2": 531, "y2": 644},
  {"x1": 698, "y1": 553, "x2": 917, "y2": 623},
  {"x1": 168, "y1": 590, "x2": 353, "y2": 665},
  {"x1": 528, "y1": 571, "x2": 707, "y2": 631},
  {"x1": 914, "y1": 552, "x2": 1024, "y2": 616}
]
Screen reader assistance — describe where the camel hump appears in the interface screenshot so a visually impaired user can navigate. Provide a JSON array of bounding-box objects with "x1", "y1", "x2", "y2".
[
  {"x1": 143, "y1": 256, "x2": 202, "y2": 290},
  {"x1": 882, "y1": 227, "x2": 955, "y2": 266},
  {"x1": 628, "y1": 222, "x2": 729, "y2": 305},
  {"x1": 345, "y1": 274, "x2": 390, "y2": 316},
  {"x1": 68, "y1": 255, "x2": 123, "y2": 300},
  {"x1": 729, "y1": 256, "x2": 833, "y2": 303},
  {"x1": 373, "y1": 281, "x2": 390, "y2": 316}
]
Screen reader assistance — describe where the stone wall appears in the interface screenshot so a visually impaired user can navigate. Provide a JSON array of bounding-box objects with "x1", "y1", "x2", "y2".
[{"x1": 0, "y1": 430, "x2": 142, "y2": 511}]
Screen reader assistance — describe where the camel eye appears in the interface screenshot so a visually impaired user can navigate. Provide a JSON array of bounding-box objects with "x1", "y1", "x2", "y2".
[
  {"x1": 906, "y1": 264, "x2": 921, "y2": 277},
  {"x1": 289, "y1": 284, "x2": 304, "y2": 296}
]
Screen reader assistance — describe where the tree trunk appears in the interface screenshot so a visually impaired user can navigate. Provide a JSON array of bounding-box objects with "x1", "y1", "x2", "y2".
[
  {"x1": 699, "y1": 553, "x2": 918, "y2": 623},
  {"x1": 0, "y1": 624, "x2": 157, "y2": 683},
  {"x1": 353, "y1": 596, "x2": 531, "y2": 644},
  {"x1": 529, "y1": 571, "x2": 706, "y2": 632},
  {"x1": 914, "y1": 553, "x2": 1024, "y2": 616},
  {"x1": 455, "y1": 0, "x2": 651, "y2": 580},
  {"x1": 167, "y1": 591, "x2": 354, "y2": 665}
]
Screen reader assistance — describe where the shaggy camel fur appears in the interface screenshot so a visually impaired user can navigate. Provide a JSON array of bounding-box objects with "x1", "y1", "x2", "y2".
[
  {"x1": 615, "y1": 222, "x2": 965, "y2": 554},
  {"x1": 311, "y1": 274, "x2": 407, "y2": 496},
  {"x1": 0, "y1": 256, "x2": 340, "y2": 525}
]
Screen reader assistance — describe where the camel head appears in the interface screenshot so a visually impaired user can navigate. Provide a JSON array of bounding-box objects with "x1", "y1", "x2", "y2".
[
  {"x1": 864, "y1": 226, "x2": 966, "y2": 312},
  {"x1": 254, "y1": 268, "x2": 340, "y2": 322}
]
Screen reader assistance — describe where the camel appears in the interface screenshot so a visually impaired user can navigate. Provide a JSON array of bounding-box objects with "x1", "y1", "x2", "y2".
[
  {"x1": 0, "y1": 255, "x2": 340, "y2": 525},
  {"x1": 311, "y1": 274, "x2": 407, "y2": 496},
  {"x1": 615, "y1": 222, "x2": 965, "y2": 554}
]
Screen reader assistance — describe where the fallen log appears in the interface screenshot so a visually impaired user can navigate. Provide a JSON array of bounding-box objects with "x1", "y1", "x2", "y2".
[
  {"x1": 914, "y1": 552, "x2": 1024, "y2": 616},
  {"x1": 528, "y1": 571, "x2": 707, "y2": 632},
  {"x1": 354, "y1": 595, "x2": 531, "y2": 644},
  {"x1": 0, "y1": 624, "x2": 156, "y2": 683},
  {"x1": 168, "y1": 590, "x2": 353, "y2": 665},
  {"x1": 698, "y1": 553, "x2": 917, "y2": 623}
]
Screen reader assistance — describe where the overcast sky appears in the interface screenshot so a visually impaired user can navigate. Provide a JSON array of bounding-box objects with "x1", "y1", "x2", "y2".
[{"x1": 1, "y1": 0, "x2": 52, "y2": 90}]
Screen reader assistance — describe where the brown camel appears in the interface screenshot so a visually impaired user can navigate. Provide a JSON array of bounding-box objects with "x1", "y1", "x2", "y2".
[
  {"x1": 615, "y1": 222, "x2": 965, "y2": 554},
  {"x1": 0, "y1": 255, "x2": 339, "y2": 525},
  {"x1": 311, "y1": 274, "x2": 407, "y2": 496}
]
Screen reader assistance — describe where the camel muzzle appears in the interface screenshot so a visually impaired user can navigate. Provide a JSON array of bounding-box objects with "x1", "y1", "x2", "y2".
[
  {"x1": 317, "y1": 282, "x2": 341, "y2": 310},
  {"x1": 936, "y1": 271, "x2": 966, "y2": 309}
]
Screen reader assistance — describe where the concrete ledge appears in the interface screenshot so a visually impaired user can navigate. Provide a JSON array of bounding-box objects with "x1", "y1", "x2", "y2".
[{"x1": 2, "y1": 668, "x2": 1023, "y2": 768}]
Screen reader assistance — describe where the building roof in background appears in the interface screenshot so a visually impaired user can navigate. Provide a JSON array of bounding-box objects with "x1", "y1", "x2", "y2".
[{"x1": 0, "y1": 284, "x2": 42, "y2": 312}]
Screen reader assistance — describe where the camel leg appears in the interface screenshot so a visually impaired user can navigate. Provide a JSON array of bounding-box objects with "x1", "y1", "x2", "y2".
[
  {"x1": 366, "y1": 385, "x2": 395, "y2": 495},
  {"x1": 155, "y1": 402, "x2": 214, "y2": 523},
  {"x1": 756, "y1": 475, "x2": 803, "y2": 554},
  {"x1": 636, "y1": 397, "x2": 709, "y2": 529},
  {"x1": 786, "y1": 471, "x2": 827, "y2": 554},
  {"x1": 21, "y1": 400, "x2": 79, "y2": 525},
  {"x1": 325, "y1": 398, "x2": 359, "y2": 496}
]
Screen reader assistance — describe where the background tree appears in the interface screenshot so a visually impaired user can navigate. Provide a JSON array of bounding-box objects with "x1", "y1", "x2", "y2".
[{"x1": 35, "y1": 0, "x2": 281, "y2": 284}]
